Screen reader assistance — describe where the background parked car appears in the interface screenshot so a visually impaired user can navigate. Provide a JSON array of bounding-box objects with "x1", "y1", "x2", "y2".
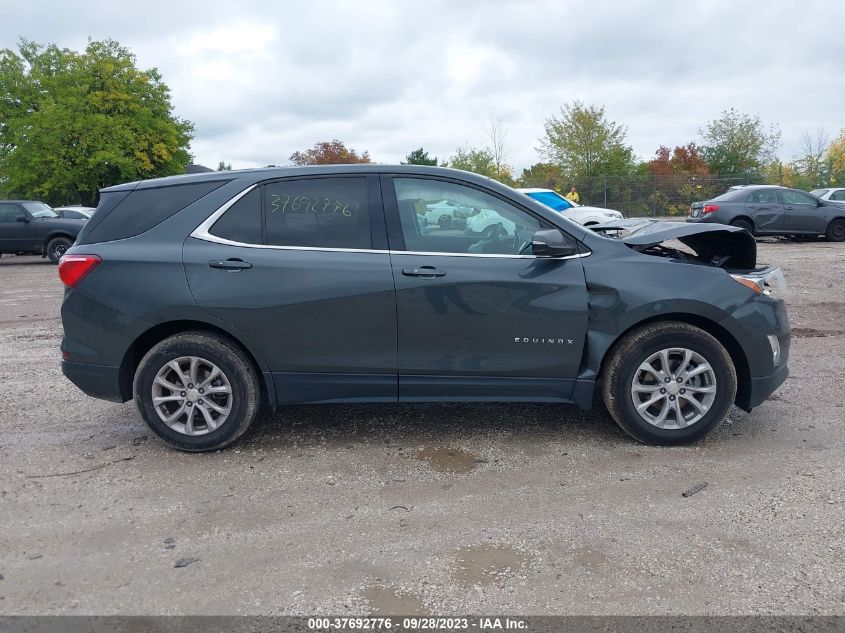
[
  {"x1": 54, "y1": 205, "x2": 96, "y2": 220},
  {"x1": 687, "y1": 185, "x2": 845, "y2": 241},
  {"x1": 809, "y1": 187, "x2": 845, "y2": 203},
  {"x1": 517, "y1": 188, "x2": 624, "y2": 226},
  {"x1": 0, "y1": 200, "x2": 87, "y2": 262}
]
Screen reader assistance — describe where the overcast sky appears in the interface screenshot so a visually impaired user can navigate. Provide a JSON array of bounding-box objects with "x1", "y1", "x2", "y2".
[{"x1": 2, "y1": 0, "x2": 843, "y2": 172}]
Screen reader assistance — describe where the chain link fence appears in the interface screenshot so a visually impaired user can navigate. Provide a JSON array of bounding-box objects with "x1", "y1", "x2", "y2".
[{"x1": 520, "y1": 174, "x2": 774, "y2": 217}]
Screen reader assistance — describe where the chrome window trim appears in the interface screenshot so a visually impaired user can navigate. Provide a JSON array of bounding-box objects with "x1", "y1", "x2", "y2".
[{"x1": 190, "y1": 184, "x2": 591, "y2": 260}]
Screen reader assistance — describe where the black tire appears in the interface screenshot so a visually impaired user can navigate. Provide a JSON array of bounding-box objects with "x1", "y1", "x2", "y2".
[
  {"x1": 46, "y1": 236, "x2": 72, "y2": 264},
  {"x1": 730, "y1": 219, "x2": 754, "y2": 235},
  {"x1": 133, "y1": 332, "x2": 261, "y2": 452},
  {"x1": 826, "y1": 218, "x2": 845, "y2": 242},
  {"x1": 601, "y1": 321, "x2": 737, "y2": 445}
]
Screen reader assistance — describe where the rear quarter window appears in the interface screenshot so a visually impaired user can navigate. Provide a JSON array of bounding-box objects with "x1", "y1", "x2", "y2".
[{"x1": 79, "y1": 180, "x2": 228, "y2": 244}]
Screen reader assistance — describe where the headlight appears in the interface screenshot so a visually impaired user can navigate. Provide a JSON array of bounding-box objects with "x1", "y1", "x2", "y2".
[
  {"x1": 730, "y1": 267, "x2": 787, "y2": 297},
  {"x1": 767, "y1": 334, "x2": 781, "y2": 366}
]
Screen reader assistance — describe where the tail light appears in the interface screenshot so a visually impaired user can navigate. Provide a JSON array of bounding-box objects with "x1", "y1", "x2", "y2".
[
  {"x1": 58, "y1": 255, "x2": 101, "y2": 288},
  {"x1": 703, "y1": 204, "x2": 720, "y2": 214}
]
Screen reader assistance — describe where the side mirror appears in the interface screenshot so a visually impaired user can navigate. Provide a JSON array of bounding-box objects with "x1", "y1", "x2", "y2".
[
  {"x1": 531, "y1": 229, "x2": 578, "y2": 257},
  {"x1": 16, "y1": 215, "x2": 29, "y2": 223}
]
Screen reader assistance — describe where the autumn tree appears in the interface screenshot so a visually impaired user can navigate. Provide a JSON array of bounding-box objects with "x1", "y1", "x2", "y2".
[
  {"x1": 289, "y1": 140, "x2": 371, "y2": 165},
  {"x1": 699, "y1": 108, "x2": 780, "y2": 176},
  {"x1": 829, "y1": 129, "x2": 845, "y2": 185},
  {"x1": 538, "y1": 101, "x2": 635, "y2": 179},
  {"x1": 0, "y1": 39, "x2": 193, "y2": 205}
]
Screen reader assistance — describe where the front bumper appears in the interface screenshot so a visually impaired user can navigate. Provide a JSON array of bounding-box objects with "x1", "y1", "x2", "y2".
[
  {"x1": 62, "y1": 360, "x2": 126, "y2": 403},
  {"x1": 745, "y1": 362, "x2": 789, "y2": 409}
]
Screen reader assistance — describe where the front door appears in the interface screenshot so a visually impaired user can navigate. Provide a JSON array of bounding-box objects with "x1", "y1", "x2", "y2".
[
  {"x1": 183, "y1": 175, "x2": 398, "y2": 403},
  {"x1": 382, "y1": 176, "x2": 589, "y2": 401},
  {"x1": 781, "y1": 189, "x2": 828, "y2": 234},
  {"x1": 0, "y1": 203, "x2": 36, "y2": 252}
]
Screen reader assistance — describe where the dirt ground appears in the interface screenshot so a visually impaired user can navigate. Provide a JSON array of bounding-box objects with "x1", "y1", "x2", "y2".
[{"x1": 0, "y1": 238, "x2": 843, "y2": 616}]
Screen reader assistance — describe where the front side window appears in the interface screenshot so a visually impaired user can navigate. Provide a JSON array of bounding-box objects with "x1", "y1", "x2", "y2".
[
  {"x1": 781, "y1": 190, "x2": 818, "y2": 206},
  {"x1": 263, "y1": 178, "x2": 371, "y2": 249},
  {"x1": 393, "y1": 178, "x2": 544, "y2": 255},
  {"x1": 22, "y1": 202, "x2": 57, "y2": 218}
]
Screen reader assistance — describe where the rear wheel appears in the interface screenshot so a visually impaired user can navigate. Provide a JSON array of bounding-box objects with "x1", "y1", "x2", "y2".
[
  {"x1": 601, "y1": 322, "x2": 737, "y2": 445},
  {"x1": 826, "y1": 219, "x2": 845, "y2": 242},
  {"x1": 133, "y1": 332, "x2": 261, "y2": 452},
  {"x1": 730, "y1": 219, "x2": 754, "y2": 235},
  {"x1": 46, "y1": 237, "x2": 72, "y2": 264}
]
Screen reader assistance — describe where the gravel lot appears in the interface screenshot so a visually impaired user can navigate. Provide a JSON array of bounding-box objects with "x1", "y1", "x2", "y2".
[{"x1": 0, "y1": 239, "x2": 843, "y2": 616}]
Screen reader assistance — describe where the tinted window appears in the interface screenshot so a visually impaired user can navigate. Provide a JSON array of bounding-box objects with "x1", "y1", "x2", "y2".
[
  {"x1": 710, "y1": 189, "x2": 747, "y2": 202},
  {"x1": 830, "y1": 190, "x2": 845, "y2": 201},
  {"x1": 781, "y1": 190, "x2": 817, "y2": 206},
  {"x1": 209, "y1": 188, "x2": 262, "y2": 244},
  {"x1": 82, "y1": 181, "x2": 227, "y2": 244},
  {"x1": 394, "y1": 178, "x2": 545, "y2": 255},
  {"x1": 263, "y1": 178, "x2": 371, "y2": 249},
  {"x1": 0, "y1": 204, "x2": 23, "y2": 223},
  {"x1": 747, "y1": 189, "x2": 779, "y2": 203},
  {"x1": 22, "y1": 202, "x2": 57, "y2": 217},
  {"x1": 526, "y1": 191, "x2": 572, "y2": 211}
]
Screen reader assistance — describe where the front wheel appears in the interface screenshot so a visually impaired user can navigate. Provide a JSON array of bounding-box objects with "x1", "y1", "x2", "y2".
[
  {"x1": 601, "y1": 322, "x2": 737, "y2": 445},
  {"x1": 133, "y1": 332, "x2": 261, "y2": 452},
  {"x1": 46, "y1": 237, "x2": 72, "y2": 264},
  {"x1": 826, "y1": 218, "x2": 845, "y2": 242}
]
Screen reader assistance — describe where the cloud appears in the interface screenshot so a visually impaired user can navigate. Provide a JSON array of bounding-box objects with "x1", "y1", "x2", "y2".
[{"x1": 2, "y1": 0, "x2": 844, "y2": 172}]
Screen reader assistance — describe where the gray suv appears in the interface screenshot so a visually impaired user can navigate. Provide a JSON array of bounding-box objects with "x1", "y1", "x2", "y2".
[
  {"x1": 60, "y1": 166, "x2": 790, "y2": 451},
  {"x1": 687, "y1": 185, "x2": 845, "y2": 241}
]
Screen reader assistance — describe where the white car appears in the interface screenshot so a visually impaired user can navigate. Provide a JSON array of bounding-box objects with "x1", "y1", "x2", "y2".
[
  {"x1": 517, "y1": 188, "x2": 624, "y2": 225},
  {"x1": 465, "y1": 208, "x2": 516, "y2": 236},
  {"x1": 810, "y1": 188, "x2": 845, "y2": 203},
  {"x1": 54, "y1": 205, "x2": 96, "y2": 220}
]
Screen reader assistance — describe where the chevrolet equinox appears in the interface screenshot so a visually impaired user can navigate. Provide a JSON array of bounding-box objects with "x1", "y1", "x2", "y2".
[{"x1": 60, "y1": 165, "x2": 790, "y2": 451}]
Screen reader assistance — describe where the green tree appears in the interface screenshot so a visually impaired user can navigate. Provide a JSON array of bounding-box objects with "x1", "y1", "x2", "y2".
[
  {"x1": 518, "y1": 162, "x2": 564, "y2": 189},
  {"x1": 448, "y1": 145, "x2": 513, "y2": 185},
  {"x1": 402, "y1": 148, "x2": 438, "y2": 166},
  {"x1": 216, "y1": 161, "x2": 233, "y2": 171},
  {"x1": 289, "y1": 139, "x2": 371, "y2": 165},
  {"x1": 0, "y1": 39, "x2": 193, "y2": 205},
  {"x1": 699, "y1": 108, "x2": 780, "y2": 176},
  {"x1": 538, "y1": 101, "x2": 635, "y2": 178}
]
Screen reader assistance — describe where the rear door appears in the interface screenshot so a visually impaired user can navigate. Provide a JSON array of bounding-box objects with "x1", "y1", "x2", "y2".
[
  {"x1": 745, "y1": 189, "x2": 784, "y2": 233},
  {"x1": 183, "y1": 175, "x2": 398, "y2": 403},
  {"x1": 0, "y1": 204, "x2": 36, "y2": 251},
  {"x1": 383, "y1": 175, "x2": 589, "y2": 401},
  {"x1": 781, "y1": 189, "x2": 827, "y2": 233}
]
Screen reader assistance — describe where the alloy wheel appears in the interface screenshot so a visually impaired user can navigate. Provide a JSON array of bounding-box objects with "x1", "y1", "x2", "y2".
[{"x1": 151, "y1": 356, "x2": 233, "y2": 436}]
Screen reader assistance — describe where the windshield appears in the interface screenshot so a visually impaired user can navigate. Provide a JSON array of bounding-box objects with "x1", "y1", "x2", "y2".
[
  {"x1": 22, "y1": 202, "x2": 58, "y2": 218},
  {"x1": 526, "y1": 191, "x2": 573, "y2": 212}
]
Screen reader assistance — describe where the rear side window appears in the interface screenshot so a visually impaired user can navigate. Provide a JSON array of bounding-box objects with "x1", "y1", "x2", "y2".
[
  {"x1": 747, "y1": 189, "x2": 779, "y2": 203},
  {"x1": 81, "y1": 181, "x2": 227, "y2": 244},
  {"x1": 0, "y1": 203, "x2": 22, "y2": 223},
  {"x1": 263, "y1": 177, "x2": 370, "y2": 249},
  {"x1": 830, "y1": 190, "x2": 845, "y2": 201},
  {"x1": 209, "y1": 188, "x2": 262, "y2": 244}
]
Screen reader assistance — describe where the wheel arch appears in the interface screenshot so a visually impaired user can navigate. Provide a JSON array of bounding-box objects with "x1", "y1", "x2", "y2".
[
  {"x1": 729, "y1": 215, "x2": 755, "y2": 230},
  {"x1": 118, "y1": 320, "x2": 273, "y2": 407},
  {"x1": 595, "y1": 312, "x2": 751, "y2": 410},
  {"x1": 41, "y1": 232, "x2": 77, "y2": 255}
]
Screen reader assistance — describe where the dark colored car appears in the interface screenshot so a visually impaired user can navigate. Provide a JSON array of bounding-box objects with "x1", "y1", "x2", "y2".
[
  {"x1": 687, "y1": 185, "x2": 845, "y2": 241},
  {"x1": 59, "y1": 166, "x2": 790, "y2": 451},
  {"x1": 0, "y1": 200, "x2": 87, "y2": 263}
]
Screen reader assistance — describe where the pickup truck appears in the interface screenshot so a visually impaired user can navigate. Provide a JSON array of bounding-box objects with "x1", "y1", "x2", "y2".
[{"x1": 0, "y1": 200, "x2": 87, "y2": 263}]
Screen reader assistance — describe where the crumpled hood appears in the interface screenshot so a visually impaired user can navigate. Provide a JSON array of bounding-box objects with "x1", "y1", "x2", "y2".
[{"x1": 589, "y1": 218, "x2": 757, "y2": 269}]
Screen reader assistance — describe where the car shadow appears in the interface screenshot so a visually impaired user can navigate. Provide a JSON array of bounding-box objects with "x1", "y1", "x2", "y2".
[{"x1": 0, "y1": 255, "x2": 53, "y2": 266}]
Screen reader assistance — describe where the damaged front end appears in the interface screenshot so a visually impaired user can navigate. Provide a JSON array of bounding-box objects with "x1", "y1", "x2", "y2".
[{"x1": 589, "y1": 218, "x2": 786, "y2": 296}]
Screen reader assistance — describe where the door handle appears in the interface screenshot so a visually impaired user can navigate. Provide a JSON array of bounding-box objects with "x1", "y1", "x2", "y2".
[
  {"x1": 402, "y1": 266, "x2": 445, "y2": 278},
  {"x1": 208, "y1": 258, "x2": 252, "y2": 271},
  {"x1": 784, "y1": 206, "x2": 794, "y2": 210}
]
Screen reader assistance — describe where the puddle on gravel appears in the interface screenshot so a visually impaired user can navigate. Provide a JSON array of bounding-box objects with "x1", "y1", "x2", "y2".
[
  {"x1": 453, "y1": 544, "x2": 526, "y2": 586},
  {"x1": 417, "y1": 446, "x2": 483, "y2": 474},
  {"x1": 570, "y1": 546, "x2": 608, "y2": 570},
  {"x1": 361, "y1": 585, "x2": 428, "y2": 615}
]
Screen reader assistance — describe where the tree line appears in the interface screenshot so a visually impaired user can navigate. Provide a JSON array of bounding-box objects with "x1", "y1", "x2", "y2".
[{"x1": 1, "y1": 39, "x2": 842, "y2": 211}]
